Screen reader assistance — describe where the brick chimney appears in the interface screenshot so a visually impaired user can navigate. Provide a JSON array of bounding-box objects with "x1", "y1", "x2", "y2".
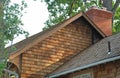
[{"x1": 86, "y1": 6, "x2": 113, "y2": 36}]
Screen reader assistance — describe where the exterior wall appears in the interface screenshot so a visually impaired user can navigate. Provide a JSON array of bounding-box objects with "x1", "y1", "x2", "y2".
[
  {"x1": 59, "y1": 59, "x2": 120, "y2": 78},
  {"x1": 94, "y1": 60, "x2": 120, "y2": 78},
  {"x1": 58, "y1": 68, "x2": 93, "y2": 78},
  {"x1": 9, "y1": 55, "x2": 21, "y2": 71},
  {"x1": 9, "y1": 55, "x2": 22, "y2": 78},
  {"x1": 20, "y1": 18, "x2": 92, "y2": 78}
]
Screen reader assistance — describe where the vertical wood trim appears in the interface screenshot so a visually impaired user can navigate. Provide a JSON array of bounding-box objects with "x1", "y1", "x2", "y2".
[{"x1": 19, "y1": 54, "x2": 22, "y2": 78}]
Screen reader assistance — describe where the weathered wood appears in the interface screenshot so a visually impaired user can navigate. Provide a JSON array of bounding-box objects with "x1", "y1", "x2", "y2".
[
  {"x1": 20, "y1": 18, "x2": 92, "y2": 78},
  {"x1": 9, "y1": 12, "x2": 106, "y2": 60}
]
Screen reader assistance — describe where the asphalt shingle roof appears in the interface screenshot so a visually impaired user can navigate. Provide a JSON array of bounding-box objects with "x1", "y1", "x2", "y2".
[{"x1": 49, "y1": 33, "x2": 120, "y2": 77}]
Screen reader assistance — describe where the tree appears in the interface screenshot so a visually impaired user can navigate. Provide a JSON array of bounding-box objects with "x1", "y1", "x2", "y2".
[
  {"x1": 42, "y1": 0, "x2": 120, "y2": 33},
  {"x1": 102, "y1": 0, "x2": 120, "y2": 33},
  {"x1": 112, "y1": 0, "x2": 120, "y2": 33},
  {"x1": 0, "y1": 0, "x2": 28, "y2": 76}
]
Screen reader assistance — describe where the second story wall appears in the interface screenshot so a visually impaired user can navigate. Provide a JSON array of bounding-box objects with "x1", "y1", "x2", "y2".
[{"x1": 21, "y1": 17, "x2": 93, "y2": 78}]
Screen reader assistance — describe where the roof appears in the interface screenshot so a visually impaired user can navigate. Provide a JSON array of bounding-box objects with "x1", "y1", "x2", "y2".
[
  {"x1": 48, "y1": 33, "x2": 120, "y2": 78},
  {"x1": 9, "y1": 12, "x2": 106, "y2": 60}
]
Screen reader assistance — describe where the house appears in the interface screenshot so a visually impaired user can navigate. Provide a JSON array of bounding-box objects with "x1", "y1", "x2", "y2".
[
  {"x1": 47, "y1": 29, "x2": 120, "y2": 78},
  {"x1": 6, "y1": 6, "x2": 120, "y2": 78}
]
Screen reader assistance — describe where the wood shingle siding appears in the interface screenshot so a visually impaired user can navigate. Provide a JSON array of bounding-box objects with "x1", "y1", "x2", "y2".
[
  {"x1": 8, "y1": 9, "x2": 113, "y2": 78},
  {"x1": 21, "y1": 18, "x2": 92, "y2": 78}
]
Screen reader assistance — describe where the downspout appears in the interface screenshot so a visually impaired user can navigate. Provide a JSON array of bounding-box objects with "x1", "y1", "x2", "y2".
[
  {"x1": 4, "y1": 69, "x2": 19, "y2": 78},
  {"x1": 47, "y1": 55, "x2": 120, "y2": 78}
]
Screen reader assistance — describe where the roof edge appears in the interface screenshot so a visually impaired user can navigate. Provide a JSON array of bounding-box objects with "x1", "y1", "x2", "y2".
[
  {"x1": 46, "y1": 55, "x2": 120, "y2": 78},
  {"x1": 82, "y1": 12, "x2": 106, "y2": 37},
  {"x1": 9, "y1": 11, "x2": 107, "y2": 60},
  {"x1": 9, "y1": 12, "x2": 83, "y2": 59}
]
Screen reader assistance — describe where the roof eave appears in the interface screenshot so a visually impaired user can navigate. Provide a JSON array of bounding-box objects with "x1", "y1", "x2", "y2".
[
  {"x1": 9, "y1": 12, "x2": 106, "y2": 60},
  {"x1": 9, "y1": 12, "x2": 83, "y2": 60},
  {"x1": 47, "y1": 55, "x2": 120, "y2": 78}
]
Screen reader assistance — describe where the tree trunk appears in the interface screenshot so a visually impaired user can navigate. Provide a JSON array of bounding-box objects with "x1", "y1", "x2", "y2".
[
  {"x1": 112, "y1": 0, "x2": 120, "y2": 15},
  {"x1": 102, "y1": 0, "x2": 112, "y2": 11},
  {"x1": 0, "y1": 1, "x2": 5, "y2": 59}
]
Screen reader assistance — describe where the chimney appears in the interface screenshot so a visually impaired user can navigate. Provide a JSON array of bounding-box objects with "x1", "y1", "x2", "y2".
[{"x1": 86, "y1": 6, "x2": 113, "y2": 36}]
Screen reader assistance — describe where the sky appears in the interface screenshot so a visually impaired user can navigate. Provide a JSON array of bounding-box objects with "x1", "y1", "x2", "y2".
[{"x1": 11, "y1": 0, "x2": 49, "y2": 43}]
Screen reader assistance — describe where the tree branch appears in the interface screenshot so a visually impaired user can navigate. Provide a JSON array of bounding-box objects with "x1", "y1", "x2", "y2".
[
  {"x1": 112, "y1": 0, "x2": 120, "y2": 15},
  {"x1": 102, "y1": 0, "x2": 112, "y2": 11},
  {"x1": 68, "y1": 0, "x2": 76, "y2": 16}
]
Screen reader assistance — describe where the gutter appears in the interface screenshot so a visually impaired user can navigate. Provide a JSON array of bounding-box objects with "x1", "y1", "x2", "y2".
[
  {"x1": 4, "y1": 69, "x2": 19, "y2": 78},
  {"x1": 47, "y1": 55, "x2": 120, "y2": 78}
]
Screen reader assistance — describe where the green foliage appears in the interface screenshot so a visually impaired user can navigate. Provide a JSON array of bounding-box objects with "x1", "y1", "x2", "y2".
[
  {"x1": 0, "y1": 61, "x2": 6, "y2": 76},
  {"x1": 42, "y1": 0, "x2": 120, "y2": 33},
  {"x1": 42, "y1": 0, "x2": 102, "y2": 30},
  {"x1": 43, "y1": 0, "x2": 85, "y2": 30},
  {"x1": 113, "y1": 6, "x2": 120, "y2": 33},
  {"x1": 0, "y1": 0, "x2": 28, "y2": 76},
  {"x1": 3, "y1": 0, "x2": 28, "y2": 42}
]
